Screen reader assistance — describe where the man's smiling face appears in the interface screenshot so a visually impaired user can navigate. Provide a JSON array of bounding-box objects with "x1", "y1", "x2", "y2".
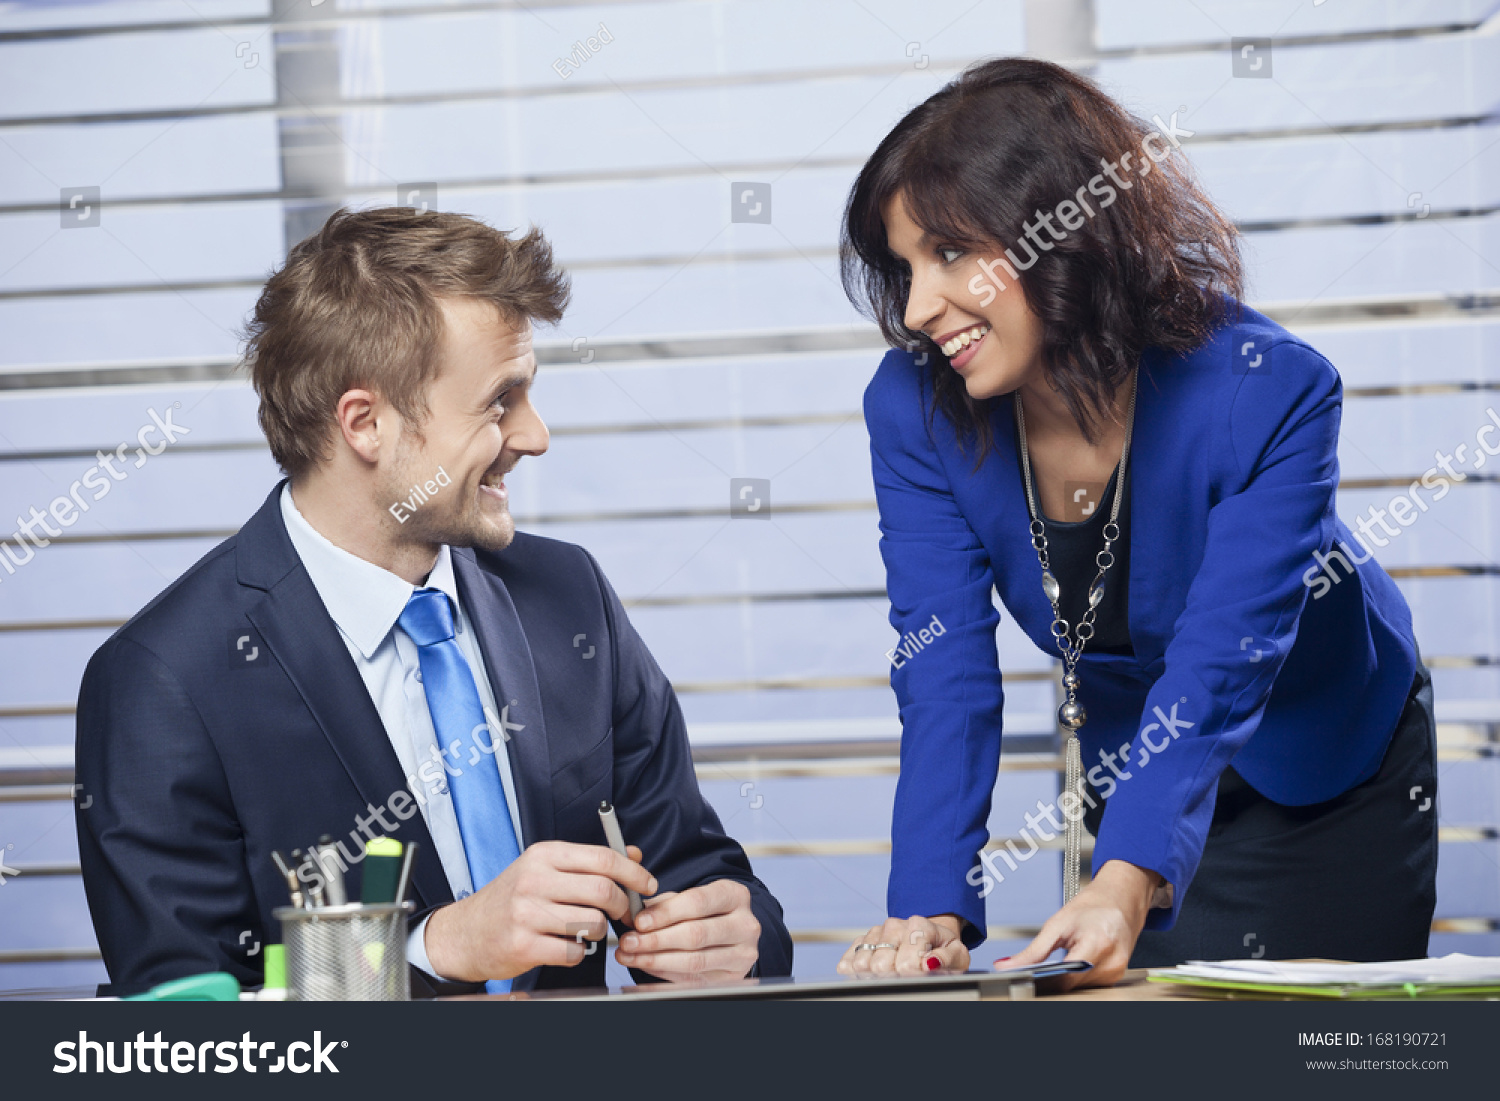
[{"x1": 381, "y1": 296, "x2": 549, "y2": 553}]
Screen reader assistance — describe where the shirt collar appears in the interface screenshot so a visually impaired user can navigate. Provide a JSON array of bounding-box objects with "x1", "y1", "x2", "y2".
[{"x1": 279, "y1": 483, "x2": 459, "y2": 659}]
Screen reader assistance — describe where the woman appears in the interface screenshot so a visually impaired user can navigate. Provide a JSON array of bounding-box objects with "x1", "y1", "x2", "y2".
[{"x1": 835, "y1": 58, "x2": 1435, "y2": 987}]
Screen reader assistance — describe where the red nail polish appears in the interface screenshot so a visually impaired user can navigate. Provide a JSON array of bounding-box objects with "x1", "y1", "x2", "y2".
[
  {"x1": 995, "y1": 955, "x2": 1012, "y2": 963},
  {"x1": 925, "y1": 956, "x2": 941, "y2": 972}
]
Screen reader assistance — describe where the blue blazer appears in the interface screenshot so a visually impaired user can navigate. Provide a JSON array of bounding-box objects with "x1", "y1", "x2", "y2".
[
  {"x1": 864, "y1": 301, "x2": 1418, "y2": 943},
  {"x1": 76, "y1": 483, "x2": 791, "y2": 995}
]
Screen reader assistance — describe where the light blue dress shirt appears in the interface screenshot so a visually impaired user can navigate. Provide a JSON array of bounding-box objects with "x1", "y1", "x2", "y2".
[{"x1": 279, "y1": 485, "x2": 525, "y2": 980}]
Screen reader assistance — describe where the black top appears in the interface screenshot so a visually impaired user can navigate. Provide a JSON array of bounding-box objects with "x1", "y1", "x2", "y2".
[{"x1": 1013, "y1": 432, "x2": 1134, "y2": 656}]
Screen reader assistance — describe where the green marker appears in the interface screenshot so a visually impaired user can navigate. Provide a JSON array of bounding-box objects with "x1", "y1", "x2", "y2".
[
  {"x1": 361, "y1": 837, "x2": 404, "y2": 904},
  {"x1": 259, "y1": 944, "x2": 287, "y2": 1000},
  {"x1": 123, "y1": 972, "x2": 241, "y2": 1002}
]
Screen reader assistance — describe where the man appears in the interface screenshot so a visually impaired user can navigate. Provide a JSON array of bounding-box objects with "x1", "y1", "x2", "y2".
[{"x1": 76, "y1": 207, "x2": 791, "y2": 996}]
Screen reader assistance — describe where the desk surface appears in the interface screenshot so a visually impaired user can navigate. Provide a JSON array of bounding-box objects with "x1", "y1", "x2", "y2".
[
  {"x1": 1040, "y1": 971, "x2": 1178, "y2": 1000},
  {"x1": 2, "y1": 970, "x2": 1359, "y2": 1002},
  {"x1": 440, "y1": 968, "x2": 1188, "y2": 1003}
]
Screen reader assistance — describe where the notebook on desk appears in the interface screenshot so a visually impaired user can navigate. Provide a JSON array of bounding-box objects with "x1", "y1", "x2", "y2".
[{"x1": 1148, "y1": 954, "x2": 1500, "y2": 999}]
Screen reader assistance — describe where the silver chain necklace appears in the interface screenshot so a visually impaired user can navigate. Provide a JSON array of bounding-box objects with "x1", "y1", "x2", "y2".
[{"x1": 1014, "y1": 373, "x2": 1137, "y2": 903}]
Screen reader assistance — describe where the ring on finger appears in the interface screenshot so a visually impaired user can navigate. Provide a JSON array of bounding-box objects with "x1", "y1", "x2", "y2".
[{"x1": 854, "y1": 942, "x2": 900, "y2": 952}]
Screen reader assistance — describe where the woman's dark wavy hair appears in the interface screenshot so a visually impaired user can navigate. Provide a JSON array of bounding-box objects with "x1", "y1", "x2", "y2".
[{"x1": 841, "y1": 57, "x2": 1243, "y2": 456}]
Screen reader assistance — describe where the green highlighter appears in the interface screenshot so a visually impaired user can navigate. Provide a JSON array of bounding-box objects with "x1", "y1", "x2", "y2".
[
  {"x1": 361, "y1": 837, "x2": 404, "y2": 904},
  {"x1": 260, "y1": 944, "x2": 287, "y2": 1000}
]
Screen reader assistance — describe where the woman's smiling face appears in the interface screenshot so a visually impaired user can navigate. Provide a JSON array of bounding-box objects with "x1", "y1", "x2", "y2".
[{"x1": 882, "y1": 190, "x2": 1046, "y2": 402}]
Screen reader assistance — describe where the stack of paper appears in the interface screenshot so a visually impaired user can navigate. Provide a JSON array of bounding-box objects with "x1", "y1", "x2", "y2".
[{"x1": 1149, "y1": 954, "x2": 1500, "y2": 999}]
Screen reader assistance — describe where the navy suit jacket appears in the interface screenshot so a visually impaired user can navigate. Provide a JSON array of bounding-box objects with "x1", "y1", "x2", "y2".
[
  {"x1": 76, "y1": 483, "x2": 791, "y2": 996},
  {"x1": 864, "y1": 301, "x2": 1418, "y2": 944}
]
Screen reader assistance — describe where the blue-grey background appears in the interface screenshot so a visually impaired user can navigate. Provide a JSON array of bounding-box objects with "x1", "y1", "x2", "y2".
[{"x1": 0, "y1": 0, "x2": 1496, "y2": 994}]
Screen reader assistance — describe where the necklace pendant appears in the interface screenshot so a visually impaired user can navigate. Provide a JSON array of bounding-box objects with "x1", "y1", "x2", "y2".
[
  {"x1": 1058, "y1": 699, "x2": 1087, "y2": 730},
  {"x1": 1088, "y1": 579, "x2": 1105, "y2": 608},
  {"x1": 1041, "y1": 570, "x2": 1060, "y2": 604}
]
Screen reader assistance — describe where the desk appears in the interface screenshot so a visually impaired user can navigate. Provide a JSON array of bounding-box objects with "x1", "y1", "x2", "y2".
[
  {"x1": 1039, "y1": 970, "x2": 1182, "y2": 1000},
  {"x1": 441, "y1": 968, "x2": 1193, "y2": 1002},
  {"x1": 30, "y1": 970, "x2": 1489, "y2": 1001}
]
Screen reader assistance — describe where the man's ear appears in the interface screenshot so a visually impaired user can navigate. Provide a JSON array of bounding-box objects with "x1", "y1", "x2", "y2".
[{"x1": 335, "y1": 388, "x2": 385, "y2": 464}]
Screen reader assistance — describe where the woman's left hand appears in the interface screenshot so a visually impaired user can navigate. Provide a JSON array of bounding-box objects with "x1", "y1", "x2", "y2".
[
  {"x1": 1002, "y1": 860, "x2": 1160, "y2": 990},
  {"x1": 837, "y1": 913, "x2": 969, "y2": 976}
]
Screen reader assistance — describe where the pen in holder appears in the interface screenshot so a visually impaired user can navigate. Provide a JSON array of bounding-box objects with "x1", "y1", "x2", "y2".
[{"x1": 273, "y1": 901, "x2": 414, "y2": 1001}]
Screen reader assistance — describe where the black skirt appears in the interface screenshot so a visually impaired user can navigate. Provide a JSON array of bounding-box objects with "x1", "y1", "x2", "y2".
[{"x1": 1085, "y1": 658, "x2": 1438, "y2": 966}]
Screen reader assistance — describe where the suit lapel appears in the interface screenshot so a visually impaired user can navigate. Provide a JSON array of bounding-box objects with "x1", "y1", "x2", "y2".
[
  {"x1": 238, "y1": 487, "x2": 450, "y2": 912},
  {"x1": 451, "y1": 548, "x2": 555, "y2": 848}
]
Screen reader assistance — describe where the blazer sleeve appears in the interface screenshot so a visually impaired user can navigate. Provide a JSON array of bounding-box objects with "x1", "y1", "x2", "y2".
[
  {"x1": 586, "y1": 552, "x2": 794, "y2": 979},
  {"x1": 75, "y1": 635, "x2": 258, "y2": 996},
  {"x1": 865, "y1": 350, "x2": 1005, "y2": 947},
  {"x1": 1092, "y1": 341, "x2": 1344, "y2": 929}
]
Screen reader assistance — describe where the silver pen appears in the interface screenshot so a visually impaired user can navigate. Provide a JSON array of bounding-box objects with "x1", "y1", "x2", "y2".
[
  {"x1": 597, "y1": 801, "x2": 643, "y2": 919},
  {"x1": 315, "y1": 835, "x2": 347, "y2": 906},
  {"x1": 272, "y1": 849, "x2": 305, "y2": 909},
  {"x1": 394, "y1": 840, "x2": 419, "y2": 906},
  {"x1": 294, "y1": 849, "x2": 325, "y2": 908}
]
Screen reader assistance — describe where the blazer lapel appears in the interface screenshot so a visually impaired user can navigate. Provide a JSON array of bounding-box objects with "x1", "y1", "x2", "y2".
[
  {"x1": 451, "y1": 548, "x2": 555, "y2": 848},
  {"x1": 237, "y1": 485, "x2": 450, "y2": 912},
  {"x1": 1123, "y1": 351, "x2": 1170, "y2": 674}
]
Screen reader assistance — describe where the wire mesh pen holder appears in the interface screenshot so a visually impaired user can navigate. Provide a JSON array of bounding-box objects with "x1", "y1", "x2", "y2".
[{"x1": 274, "y1": 901, "x2": 414, "y2": 1001}]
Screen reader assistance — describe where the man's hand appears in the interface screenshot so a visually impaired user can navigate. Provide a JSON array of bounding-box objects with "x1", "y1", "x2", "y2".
[
  {"x1": 1003, "y1": 859, "x2": 1159, "y2": 990},
  {"x1": 613, "y1": 879, "x2": 760, "y2": 983},
  {"x1": 424, "y1": 841, "x2": 657, "y2": 983},
  {"x1": 836, "y1": 914, "x2": 969, "y2": 976}
]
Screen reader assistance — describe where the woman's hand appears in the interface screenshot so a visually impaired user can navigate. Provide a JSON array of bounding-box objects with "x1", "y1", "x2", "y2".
[
  {"x1": 1003, "y1": 860, "x2": 1159, "y2": 990},
  {"x1": 836, "y1": 914, "x2": 970, "y2": 976}
]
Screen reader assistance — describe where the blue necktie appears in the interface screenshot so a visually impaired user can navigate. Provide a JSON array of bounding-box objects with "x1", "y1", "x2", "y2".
[{"x1": 399, "y1": 587, "x2": 522, "y2": 994}]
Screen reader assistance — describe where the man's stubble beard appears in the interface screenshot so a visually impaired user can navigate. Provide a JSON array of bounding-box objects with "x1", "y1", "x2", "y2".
[
  {"x1": 398, "y1": 491, "x2": 515, "y2": 553},
  {"x1": 383, "y1": 439, "x2": 515, "y2": 553}
]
